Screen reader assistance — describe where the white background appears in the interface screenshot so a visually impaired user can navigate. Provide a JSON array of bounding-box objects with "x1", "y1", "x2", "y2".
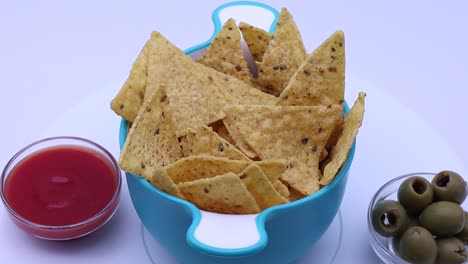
[{"x1": 1, "y1": 0, "x2": 467, "y2": 263}]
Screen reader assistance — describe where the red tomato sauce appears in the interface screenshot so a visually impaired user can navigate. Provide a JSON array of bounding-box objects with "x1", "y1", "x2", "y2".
[{"x1": 4, "y1": 145, "x2": 117, "y2": 226}]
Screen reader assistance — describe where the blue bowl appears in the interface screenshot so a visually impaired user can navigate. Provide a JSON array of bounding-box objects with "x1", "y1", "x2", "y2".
[{"x1": 119, "y1": 2, "x2": 355, "y2": 263}]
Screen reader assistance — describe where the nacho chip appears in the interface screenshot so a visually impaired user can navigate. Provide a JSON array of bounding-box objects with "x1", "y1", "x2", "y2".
[
  {"x1": 146, "y1": 32, "x2": 240, "y2": 137},
  {"x1": 207, "y1": 68, "x2": 276, "y2": 105},
  {"x1": 222, "y1": 115, "x2": 258, "y2": 158},
  {"x1": 223, "y1": 104, "x2": 342, "y2": 195},
  {"x1": 239, "y1": 22, "x2": 272, "y2": 62},
  {"x1": 146, "y1": 167, "x2": 185, "y2": 199},
  {"x1": 254, "y1": 8, "x2": 307, "y2": 96},
  {"x1": 287, "y1": 185, "x2": 306, "y2": 202},
  {"x1": 198, "y1": 18, "x2": 253, "y2": 84},
  {"x1": 110, "y1": 38, "x2": 150, "y2": 122},
  {"x1": 179, "y1": 125, "x2": 250, "y2": 160},
  {"x1": 273, "y1": 180, "x2": 290, "y2": 199},
  {"x1": 278, "y1": 30, "x2": 345, "y2": 107},
  {"x1": 178, "y1": 173, "x2": 260, "y2": 214},
  {"x1": 146, "y1": 32, "x2": 276, "y2": 137},
  {"x1": 209, "y1": 120, "x2": 236, "y2": 146},
  {"x1": 165, "y1": 155, "x2": 286, "y2": 184},
  {"x1": 321, "y1": 92, "x2": 366, "y2": 185},
  {"x1": 239, "y1": 164, "x2": 288, "y2": 210},
  {"x1": 119, "y1": 84, "x2": 183, "y2": 179}
]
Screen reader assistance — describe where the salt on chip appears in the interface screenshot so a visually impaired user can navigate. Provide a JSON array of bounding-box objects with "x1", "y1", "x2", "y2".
[
  {"x1": 278, "y1": 30, "x2": 345, "y2": 107},
  {"x1": 321, "y1": 92, "x2": 366, "y2": 185},
  {"x1": 198, "y1": 18, "x2": 253, "y2": 85},
  {"x1": 255, "y1": 8, "x2": 307, "y2": 96},
  {"x1": 110, "y1": 38, "x2": 150, "y2": 122},
  {"x1": 239, "y1": 22, "x2": 272, "y2": 62},
  {"x1": 146, "y1": 167, "x2": 185, "y2": 199},
  {"x1": 164, "y1": 155, "x2": 286, "y2": 184},
  {"x1": 178, "y1": 173, "x2": 260, "y2": 214},
  {"x1": 179, "y1": 125, "x2": 250, "y2": 161},
  {"x1": 119, "y1": 84, "x2": 183, "y2": 179},
  {"x1": 223, "y1": 104, "x2": 342, "y2": 196},
  {"x1": 239, "y1": 164, "x2": 288, "y2": 210}
]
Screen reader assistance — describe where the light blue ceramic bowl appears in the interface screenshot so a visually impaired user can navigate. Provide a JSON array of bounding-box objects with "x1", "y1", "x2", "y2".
[{"x1": 119, "y1": 2, "x2": 355, "y2": 263}]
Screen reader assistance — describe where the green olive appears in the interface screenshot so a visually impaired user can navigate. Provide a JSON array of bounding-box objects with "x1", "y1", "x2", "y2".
[
  {"x1": 420, "y1": 201, "x2": 465, "y2": 236},
  {"x1": 435, "y1": 237, "x2": 467, "y2": 264},
  {"x1": 397, "y1": 176, "x2": 433, "y2": 215},
  {"x1": 371, "y1": 200, "x2": 408, "y2": 237},
  {"x1": 432, "y1": 170, "x2": 467, "y2": 204},
  {"x1": 456, "y1": 212, "x2": 468, "y2": 245},
  {"x1": 399, "y1": 226, "x2": 437, "y2": 264}
]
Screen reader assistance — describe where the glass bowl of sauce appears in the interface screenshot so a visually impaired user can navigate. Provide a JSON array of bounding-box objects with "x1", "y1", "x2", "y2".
[{"x1": 0, "y1": 136, "x2": 121, "y2": 240}]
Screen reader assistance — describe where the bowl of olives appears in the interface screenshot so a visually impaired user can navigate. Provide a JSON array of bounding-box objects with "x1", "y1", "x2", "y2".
[{"x1": 368, "y1": 171, "x2": 468, "y2": 264}]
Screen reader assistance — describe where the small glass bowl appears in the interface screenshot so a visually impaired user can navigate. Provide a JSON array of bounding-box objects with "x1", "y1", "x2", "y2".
[
  {"x1": 367, "y1": 172, "x2": 468, "y2": 263},
  {"x1": 0, "y1": 136, "x2": 122, "y2": 240}
]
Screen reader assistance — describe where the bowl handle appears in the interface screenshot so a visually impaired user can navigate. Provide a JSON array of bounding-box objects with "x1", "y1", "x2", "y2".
[{"x1": 185, "y1": 1, "x2": 278, "y2": 257}]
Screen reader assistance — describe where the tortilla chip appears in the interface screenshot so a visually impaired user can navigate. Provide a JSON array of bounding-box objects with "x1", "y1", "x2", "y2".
[
  {"x1": 110, "y1": 38, "x2": 150, "y2": 122},
  {"x1": 146, "y1": 32, "x2": 240, "y2": 137},
  {"x1": 273, "y1": 180, "x2": 290, "y2": 199},
  {"x1": 198, "y1": 19, "x2": 253, "y2": 84},
  {"x1": 222, "y1": 115, "x2": 258, "y2": 158},
  {"x1": 119, "y1": 84, "x2": 183, "y2": 179},
  {"x1": 239, "y1": 22, "x2": 272, "y2": 62},
  {"x1": 146, "y1": 32, "x2": 277, "y2": 137},
  {"x1": 223, "y1": 104, "x2": 342, "y2": 196},
  {"x1": 320, "y1": 148, "x2": 329, "y2": 162},
  {"x1": 164, "y1": 155, "x2": 286, "y2": 184},
  {"x1": 239, "y1": 164, "x2": 288, "y2": 210},
  {"x1": 208, "y1": 120, "x2": 236, "y2": 146},
  {"x1": 206, "y1": 67, "x2": 276, "y2": 105},
  {"x1": 146, "y1": 167, "x2": 185, "y2": 199},
  {"x1": 178, "y1": 173, "x2": 260, "y2": 214},
  {"x1": 288, "y1": 185, "x2": 306, "y2": 202},
  {"x1": 179, "y1": 125, "x2": 250, "y2": 160},
  {"x1": 278, "y1": 30, "x2": 345, "y2": 107},
  {"x1": 321, "y1": 92, "x2": 366, "y2": 185},
  {"x1": 254, "y1": 8, "x2": 307, "y2": 96}
]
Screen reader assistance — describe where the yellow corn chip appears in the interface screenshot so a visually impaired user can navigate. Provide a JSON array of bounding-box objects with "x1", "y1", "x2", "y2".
[
  {"x1": 146, "y1": 167, "x2": 185, "y2": 199},
  {"x1": 321, "y1": 92, "x2": 366, "y2": 185},
  {"x1": 222, "y1": 115, "x2": 258, "y2": 158},
  {"x1": 223, "y1": 104, "x2": 342, "y2": 196},
  {"x1": 273, "y1": 180, "x2": 290, "y2": 199},
  {"x1": 119, "y1": 84, "x2": 183, "y2": 179},
  {"x1": 239, "y1": 22, "x2": 272, "y2": 62},
  {"x1": 287, "y1": 184, "x2": 306, "y2": 202},
  {"x1": 239, "y1": 164, "x2": 288, "y2": 210},
  {"x1": 146, "y1": 32, "x2": 276, "y2": 137},
  {"x1": 110, "y1": 38, "x2": 150, "y2": 122},
  {"x1": 207, "y1": 67, "x2": 276, "y2": 105},
  {"x1": 179, "y1": 125, "x2": 250, "y2": 161},
  {"x1": 209, "y1": 120, "x2": 236, "y2": 146},
  {"x1": 164, "y1": 155, "x2": 286, "y2": 184},
  {"x1": 146, "y1": 32, "x2": 239, "y2": 137},
  {"x1": 198, "y1": 19, "x2": 253, "y2": 84},
  {"x1": 255, "y1": 8, "x2": 307, "y2": 96},
  {"x1": 178, "y1": 173, "x2": 260, "y2": 214},
  {"x1": 278, "y1": 30, "x2": 345, "y2": 107}
]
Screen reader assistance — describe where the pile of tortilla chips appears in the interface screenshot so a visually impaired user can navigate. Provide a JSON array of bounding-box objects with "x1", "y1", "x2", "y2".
[{"x1": 111, "y1": 8, "x2": 366, "y2": 214}]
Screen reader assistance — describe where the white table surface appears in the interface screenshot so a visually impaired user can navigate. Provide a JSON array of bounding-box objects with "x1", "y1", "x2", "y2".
[{"x1": 1, "y1": 0, "x2": 467, "y2": 263}]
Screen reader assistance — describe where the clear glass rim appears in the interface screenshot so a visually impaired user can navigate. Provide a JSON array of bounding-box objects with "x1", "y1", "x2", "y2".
[
  {"x1": 0, "y1": 136, "x2": 122, "y2": 231},
  {"x1": 367, "y1": 172, "x2": 436, "y2": 263}
]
